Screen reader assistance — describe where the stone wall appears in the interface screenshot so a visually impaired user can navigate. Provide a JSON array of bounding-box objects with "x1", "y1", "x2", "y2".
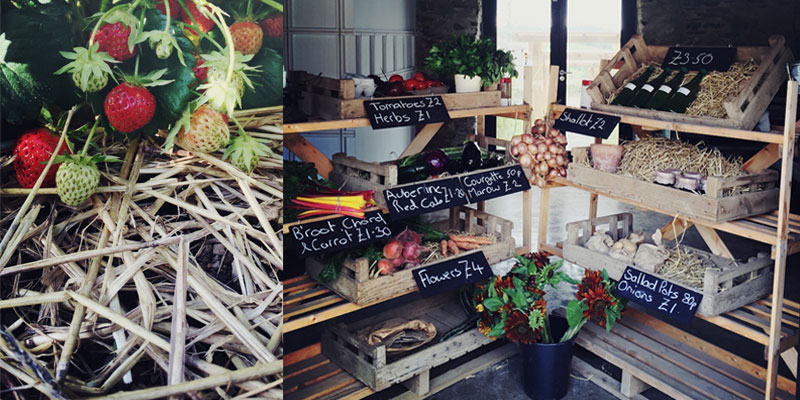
[
  {"x1": 638, "y1": 0, "x2": 799, "y2": 54},
  {"x1": 416, "y1": 0, "x2": 482, "y2": 149}
]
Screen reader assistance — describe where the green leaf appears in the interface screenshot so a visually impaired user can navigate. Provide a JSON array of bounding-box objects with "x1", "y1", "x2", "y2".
[
  {"x1": 601, "y1": 269, "x2": 610, "y2": 281},
  {"x1": 512, "y1": 277, "x2": 525, "y2": 290},
  {"x1": 566, "y1": 300, "x2": 588, "y2": 328},
  {"x1": 488, "y1": 320, "x2": 505, "y2": 337},
  {"x1": 240, "y1": 46, "x2": 282, "y2": 109},
  {"x1": 482, "y1": 297, "x2": 503, "y2": 312},
  {"x1": 0, "y1": 62, "x2": 52, "y2": 125},
  {"x1": 557, "y1": 271, "x2": 578, "y2": 285}
]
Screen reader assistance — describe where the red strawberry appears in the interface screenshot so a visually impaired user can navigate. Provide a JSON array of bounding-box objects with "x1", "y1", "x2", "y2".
[
  {"x1": 104, "y1": 83, "x2": 156, "y2": 133},
  {"x1": 230, "y1": 21, "x2": 263, "y2": 55},
  {"x1": 181, "y1": 1, "x2": 215, "y2": 35},
  {"x1": 13, "y1": 128, "x2": 72, "y2": 188},
  {"x1": 95, "y1": 22, "x2": 137, "y2": 61},
  {"x1": 259, "y1": 14, "x2": 282, "y2": 38},
  {"x1": 192, "y1": 55, "x2": 208, "y2": 86},
  {"x1": 155, "y1": 0, "x2": 179, "y2": 18}
]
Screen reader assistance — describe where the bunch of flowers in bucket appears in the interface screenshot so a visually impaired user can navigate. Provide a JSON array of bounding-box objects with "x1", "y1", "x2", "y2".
[{"x1": 473, "y1": 252, "x2": 626, "y2": 344}]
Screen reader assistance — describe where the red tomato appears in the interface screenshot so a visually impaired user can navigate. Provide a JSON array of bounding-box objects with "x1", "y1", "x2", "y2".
[
  {"x1": 416, "y1": 80, "x2": 429, "y2": 90},
  {"x1": 413, "y1": 72, "x2": 426, "y2": 81},
  {"x1": 403, "y1": 79, "x2": 419, "y2": 91},
  {"x1": 389, "y1": 74, "x2": 404, "y2": 82},
  {"x1": 431, "y1": 81, "x2": 444, "y2": 87}
]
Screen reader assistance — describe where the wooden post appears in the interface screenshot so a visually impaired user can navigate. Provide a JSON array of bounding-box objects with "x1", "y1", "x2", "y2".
[
  {"x1": 538, "y1": 188, "x2": 550, "y2": 252},
  {"x1": 695, "y1": 225, "x2": 735, "y2": 260},
  {"x1": 522, "y1": 189, "x2": 532, "y2": 253},
  {"x1": 398, "y1": 122, "x2": 445, "y2": 158},
  {"x1": 402, "y1": 369, "x2": 430, "y2": 396},
  {"x1": 285, "y1": 133, "x2": 334, "y2": 179},
  {"x1": 765, "y1": 80, "x2": 797, "y2": 399},
  {"x1": 621, "y1": 370, "x2": 651, "y2": 397}
]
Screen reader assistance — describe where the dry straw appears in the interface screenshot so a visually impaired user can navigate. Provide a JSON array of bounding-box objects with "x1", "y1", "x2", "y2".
[{"x1": 0, "y1": 108, "x2": 283, "y2": 398}]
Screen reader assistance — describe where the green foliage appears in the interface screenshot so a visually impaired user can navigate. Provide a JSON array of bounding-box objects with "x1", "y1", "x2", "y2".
[
  {"x1": 240, "y1": 46, "x2": 283, "y2": 109},
  {"x1": 566, "y1": 299, "x2": 589, "y2": 328},
  {"x1": 424, "y1": 34, "x2": 518, "y2": 86}
]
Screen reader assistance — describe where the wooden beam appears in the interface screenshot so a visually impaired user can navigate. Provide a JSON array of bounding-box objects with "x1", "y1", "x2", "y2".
[
  {"x1": 765, "y1": 80, "x2": 798, "y2": 400},
  {"x1": 661, "y1": 218, "x2": 692, "y2": 241},
  {"x1": 695, "y1": 225, "x2": 735, "y2": 260},
  {"x1": 522, "y1": 189, "x2": 532, "y2": 253},
  {"x1": 538, "y1": 188, "x2": 551, "y2": 252},
  {"x1": 744, "y1": 144, "x2": 781, "y2": 173},
  {"x1": 398, "y1": 122, "x2": 444, "y2": 158},
  {"x1": 285, "y1": 133, "x2": 334, "y2": 179},
  {"x1": 621, "y1": 370, "x2": 651, "y2": 397}
]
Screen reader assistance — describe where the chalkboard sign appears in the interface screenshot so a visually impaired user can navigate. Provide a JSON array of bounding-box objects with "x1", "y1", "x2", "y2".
[
  {"x1": 383, "y1": 178, "x2": 468, "y2": 220},
  {"x1": 364, "y1": 96, "x2": 449, "y2": 129},
  {"x1": 413, "y1": 251, "x2": 492, "y2": 297},
  {"x1": 461, "y1": 165, "x2": 531, "y2": 203},
  {"x1": 662, "y1": 46, "x2": 736, "y2": 72},
  {"x1": 615, "y1": 266, "x2": 703, "y2": 325},
  {"x1": 287, "y1": 210, "x2": 392, "y2": 256},
  {"x1": 553, "y1": 108, "x2": 620, "y2": 139}
]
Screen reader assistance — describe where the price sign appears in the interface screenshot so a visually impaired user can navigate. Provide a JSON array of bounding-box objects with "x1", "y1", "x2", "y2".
[
  {"x1": 364, "y1": 96, "x2": 449, "y2": 129},
  {"x1": 413, "y1": 251, "x2": 493, "y2": 297},
  {"x1": 287, "y1": 210, "x2": 392, "y2": 256},
  {"x1": 662, "y1": 46, "x2": 736, "y2": 71},
  {"x1": 615, "y1": 266, "x2": 703, "y2": 325},
  {"x1": 383, "y1": 178, "x2": 468, "y2": 220},
  {"x1": 553, "y1": 108, "x2": 619, "y2": 139},
  {"x1": 460, "y1": 165, "x2": 531, "y2": 203}
]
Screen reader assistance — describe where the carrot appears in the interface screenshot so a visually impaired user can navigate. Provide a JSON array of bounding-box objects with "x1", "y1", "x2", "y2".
[
  {"x1": 447, "y1": 240, "x2": 460, "y2": 255},
  {"x1": 440, "y1": 240, "x2": 449, "y2": 257},
  {"x1": 455, "y1": 242, "x2": 482, "y2": 250},
  {"x1": 449, "y1": 234, "x2": 494, "y2": 245}
]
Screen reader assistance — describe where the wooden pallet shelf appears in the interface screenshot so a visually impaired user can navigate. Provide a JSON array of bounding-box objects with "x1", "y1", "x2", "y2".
[{"x1": 577, "y1": 308, "x2": 797, "y2": 400}]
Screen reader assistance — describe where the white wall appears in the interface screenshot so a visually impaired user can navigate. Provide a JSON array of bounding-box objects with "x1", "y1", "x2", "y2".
[{"x1": 286, "y1": 0, "x2": 417, "y2": 162}]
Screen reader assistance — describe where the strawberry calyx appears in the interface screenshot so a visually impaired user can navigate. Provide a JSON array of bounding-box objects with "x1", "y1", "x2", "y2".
[
  {"x1": 55, "y1": 42, "x2": 119, "y2": 93},
  {"x1": 197, "y1": 50, "x2": 257, "y2": 116},
  {"x1": 222, "y1": 128, "x2": 273, "y2": 173}
]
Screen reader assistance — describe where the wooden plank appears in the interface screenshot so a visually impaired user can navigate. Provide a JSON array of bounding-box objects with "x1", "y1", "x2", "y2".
[
  {"x1": 285, "y1": 354, "x2": 329, "y2": 380},
  {"x1": 552, "y1": 104, "x2": 785, "y2": 144},
  {"x1": 744, "y1": 144, "x2": 781, "y2": 173},
  {"x1": 285, "y1": 360, "x2": 341, "y2": 392},
  {"x1": 661, "y1": 218, "x2": 692, "y2": 241},
  {"x1": 285, "y1": 287, "x2": 330, "y2": 306},
  {"x1": 285, "y1": 343, "x2": 321, "y2": 367},
  {"x1": 284, "y1": 295, "x2": 345, "y2": 320},
  {"x1": 695, "y1": 225, "x2": 735, "y2": 259},
  {"x1": 401, "y1": 370, "x2": 430, "y2": 396},
  {"x1": 766, "y1": 80, "x2": 798, "y2": 400},
  {"x1": 398, "y1": 122, "x2": 444, "y2": 158},
  {"x1": 538, "y1": 188, "x2": 550, "y2": 251},
  {"x1": 286, "y1": 371, "x2": 357, "y2": 400},
  {"x1": 621, "y1": 371, "x2": 651, "y2": 397},
  {"x1": 283, "y1": 105, "x2": 530, "y2": 133},
  {"x1": 571, "y1": 357, "x2": 649, "y2": 400},
  {"x1": 522, "y1": 189, "x2": 532, "y2": 252},
  {"x1": 285, "y1": 133, "x2": 334, "y2": 179}
]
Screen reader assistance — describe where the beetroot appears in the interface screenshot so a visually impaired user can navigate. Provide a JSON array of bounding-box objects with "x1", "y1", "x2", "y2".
[
  {"x1": 396, "y1": 228, "x2": 421, "y2": 245},
  {"x1": 403, "y1": 242, "x2": 421, "y2": 260},
  {"x1": 378, "y1": 259, "x2": 395, "y2": 275},
  {"x1": 383, "y1": 239, "x2": 403, "y2": 259},
  {"x1": 390, "y1": 257, "x2": 404, "y2": 267}
]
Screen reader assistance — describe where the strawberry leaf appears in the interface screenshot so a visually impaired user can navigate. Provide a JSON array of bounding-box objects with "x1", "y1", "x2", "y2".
[{"x1": 240, "y1": 46, "x2": 282, "y2": 108}]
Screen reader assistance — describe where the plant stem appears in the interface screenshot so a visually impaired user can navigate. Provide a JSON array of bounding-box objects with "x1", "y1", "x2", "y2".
[
  {"x1": 209, "y1": 10, "x2": 236, "y2": 84},
  {"x1": 232, "y1": 117, "x2": 250, "y2": 139},
  {"x1": 164, "y1": 0, "x2": 172, "y2": 32},
  {"x1": 82, "y1": 118, "x2": 101, "y2": 157},
  {"x1": 559, "y1": 318, "x2": 587, "y2": 342},
  {"x1": 542, "y1": 317, "x2": 551, "y2": 344},
  {"x1": 260, "y1": 0, "x2": 283, "y2": 12}
]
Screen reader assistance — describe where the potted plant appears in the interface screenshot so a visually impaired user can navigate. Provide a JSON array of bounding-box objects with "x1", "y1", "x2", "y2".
[
  {"x1": 473, "y1": 252, "x2": 625, "y2": 400},
  {"x1": 425, "y1": 35, "x2": 518, "y2": 93}
]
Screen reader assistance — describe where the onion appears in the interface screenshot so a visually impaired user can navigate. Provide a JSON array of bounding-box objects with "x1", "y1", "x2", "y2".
[
  {"x1": 550, "y1": 128, "x2": 561, "y2": 137},
  {"x1": 548, "y1": 168, "x2": 559, "y2": 179},
  {"x1": 511, "y1": 135, "x2": 522, "y2": 146},
  {"x1": 516, "y1": 143, "x2": 528, "y2": 155},
  {"x1": 543, "y1": 152, "x2": 552, "y2": 161},
  {"x1": 534, "y1": 118, "x2": 545, "y2": 127},
  {"x1": 547, "y1": 158, "x2": 557, "y2": 168},
  {"x1": 539, "y1": 162, "x2": 548, "y2": 174},
  {"x1": 527, "y1": 143, "x2": 538, "y2": 154},
  {"x1": 537, "y1": 143, "x2": 548, "y2": 154},
  {"x1": 556, "y1": 154, "x2": 565, "y2": 165},
  {"x1": 511, "y1": 146, "x2": 519, "y2": 157},
  {"x1": 535, "y1": 152, "x2": 544, "y2": 162},
  {"x1": 549, "y1": 144, "x2": 560, "y2": 154},
  {"x1": 519, "y1": 154, "x2": 533, "y2": 168},
  {"x1": 522, "y1": 133, "x2": 534, "y2": 144},
  {"x1": 558, "y1": 167, "x2": 567, "y2": 177},
  {"x1": 555, "y1": 135, "x2": 568, "y2": 145},
  {"x1": 535, "y1": 125, "x2": 546, "y2": 135},
  {"x1": 544, "y1": 137, "x2": 554, "y2": 145}
]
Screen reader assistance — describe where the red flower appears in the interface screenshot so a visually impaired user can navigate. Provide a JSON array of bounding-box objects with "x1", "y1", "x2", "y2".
[
  {"x1": 576, "y1": 270, "x2": 616, "y2": 326},
  {"x1": 494, "y1": 275, "x2": 514, "y2": 296},
  {"x1": 504, "y1": 310, "x2": 541, "y2": 344}
]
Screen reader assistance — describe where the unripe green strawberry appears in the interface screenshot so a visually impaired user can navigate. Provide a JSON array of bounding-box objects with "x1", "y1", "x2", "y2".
[
  {"x1": 72, "y1": 71, "x2": 108, "y2": 93},
  {"x1": 56, "y1": 159, "x2": 100, "y2": 206},
  {"x1": 230, "y1": 21, "x2": 263, "y2": 55},
  {"x1": 56, "y1": 43, "x2": 118, "y2": 93},
  {"x1": 223, "y1": 133, "x2": 272, "y2": 173},
  {"x1": 149, "y1": 37, "x2": 173, "y2": 59},
  {"x1": 207, "y1": 67, "x2": 244, "y2": 97},
  {"x1": 177, "y1": 105, "x2": 230, "y2": 153}
]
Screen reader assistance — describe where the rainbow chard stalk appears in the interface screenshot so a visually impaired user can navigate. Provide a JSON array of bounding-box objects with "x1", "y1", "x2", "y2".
[{"x1": 54, "y1": 119, "x2": 120, "y2": 206}]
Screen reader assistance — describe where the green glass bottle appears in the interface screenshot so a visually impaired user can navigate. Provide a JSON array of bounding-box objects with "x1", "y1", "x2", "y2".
[
  {"x1": 647, "y1": 67, "x2": 687, "y2": 110},
  {"x1": 629, "y1": 68, "x2": 672, "y2": 108},
  {"x1": 611, "y1": 66, "x2": 655, "y2": 106},
  {"x1": 667, "y1": 69, "x2": 708, "y2": 113}
]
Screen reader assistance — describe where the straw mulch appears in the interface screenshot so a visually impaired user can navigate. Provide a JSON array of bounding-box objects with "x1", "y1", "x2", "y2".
[{"x1": 0, "y1": 107, "x2": 283, "y2": 399}]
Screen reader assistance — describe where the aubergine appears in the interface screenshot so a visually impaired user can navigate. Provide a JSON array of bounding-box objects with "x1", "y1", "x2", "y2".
[
  {"x1": 461, "y1": 142, "x2": 483, "y2": 172},
  {"x1": 482, "y1": 153, "x2": 504, "y2": 169},
  {"x1": 397, "y1": 165, "x2": 428, "y2": 184}
]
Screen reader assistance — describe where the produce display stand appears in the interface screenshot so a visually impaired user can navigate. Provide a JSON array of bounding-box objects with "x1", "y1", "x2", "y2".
[
  {"x1": 284, "y1": 96, "x2": 533, "y2": 398},
  {"x1": 533, "y1": 79, "x2": 798, "y2": 399}
]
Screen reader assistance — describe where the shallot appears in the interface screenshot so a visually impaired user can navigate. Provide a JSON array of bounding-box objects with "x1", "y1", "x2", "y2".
[
  {"x1": 519, "y1": 153, "x2": 533, "y2": 168},
  {"x1": 511, "y1": 135, "x2": 523, "y2": 146},
  {"x1": 522, "y1": 133, "x2": 534, "y2": 144}
]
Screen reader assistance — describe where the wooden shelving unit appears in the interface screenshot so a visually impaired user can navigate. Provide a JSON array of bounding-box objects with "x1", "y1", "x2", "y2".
[
  {"x1": 536, "y1": 82, "x2": 798, "y2": 399},
  {"x1": 283, "y1": 103, "x2": 532, "y2": 398}
]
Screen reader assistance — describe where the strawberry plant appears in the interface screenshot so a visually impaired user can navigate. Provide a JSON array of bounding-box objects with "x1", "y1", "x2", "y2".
[{"x1": 54, "y1": 118, "x2": 120, "y2": 206}]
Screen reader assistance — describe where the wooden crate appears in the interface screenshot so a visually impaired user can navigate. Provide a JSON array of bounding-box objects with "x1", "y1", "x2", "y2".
[
  {"x1": 586, "y1": 35, "x2": 793, "y2": 130},
  {"x1": 288, "y1": 71, "x2": 501, "y2": 120},
  {"x1": 321, "y1": 292, "x2": 492, "y2": 394},
  {"x1": 562, "y1": 213, "x2": 773, "y2": 317},
  {"x1": 305, "y1": 206, "x2": 514, "y2": 305},
  {"x1": 567, "y1": 147, "x2": 779, "y2": 222},
  {"x1": 330, "y1": 135, "x2": 512, "y2": 208}
]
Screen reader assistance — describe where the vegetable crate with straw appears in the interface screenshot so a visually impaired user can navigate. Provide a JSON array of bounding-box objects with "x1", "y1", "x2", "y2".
[
  {"x1": 568, "y1": 147, "x2": 779, "y2": 222},
  {"x1": 330, "y1": 135, "x2": 513, "y2": 209},
  {"x1": 321, "y1": 291, "x2": 489, "y2": 395},
  {"x1": 586, "y1": 35, "x2": 793, "y2": 130},
  {"x1": 287, "y1": 71, "x2": 499, "y2": 120},
  {"x1": 305, "y1": 206, "x2": 514, "y2": 305},
  {"x1": 562, "y1": 213, "x2": 773, "y2": 316}
]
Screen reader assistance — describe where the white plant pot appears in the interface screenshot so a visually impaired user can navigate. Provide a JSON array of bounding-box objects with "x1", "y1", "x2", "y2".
[{"x1": 454, "y1": 74, "x2": 482, "y2": 93}]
